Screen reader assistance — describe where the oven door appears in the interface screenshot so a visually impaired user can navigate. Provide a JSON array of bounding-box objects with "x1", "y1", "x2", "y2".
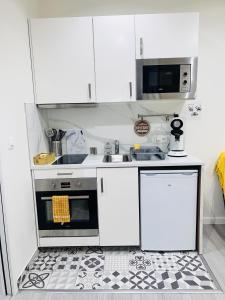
[
  {"x1": 136, "y1": 57, "x2": 197, "y2": 100},
  {"x1": 36, "y1": 190, "x2": 98, "y2": 237}
]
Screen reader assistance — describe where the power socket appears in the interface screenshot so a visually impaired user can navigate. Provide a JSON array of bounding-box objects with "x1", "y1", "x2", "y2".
[
  {"x1": 188, "y1": 103, "x2": 202, "y2": 117},
  {"x1": 156, "y1": 135, "x2": 168, "y2": 144}
]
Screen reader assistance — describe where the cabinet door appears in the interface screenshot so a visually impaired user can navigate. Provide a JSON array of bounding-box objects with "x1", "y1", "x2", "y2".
[
  {"x1": 135, "y1": 13, "x2": 199, "y2": 59},
  {"x1": 93, "y1": 15, "x2": 136, "y2": 102},
  {"x1": 30, "y1": 17, "x2": 95, "y2": 104},
  {"x1": 97, "y1": 167, "x2": 139, "y2": 246}
]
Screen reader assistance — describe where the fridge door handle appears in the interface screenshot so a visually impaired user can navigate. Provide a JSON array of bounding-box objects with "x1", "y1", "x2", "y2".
[
  {"x1": 141, "y1": 172, "x2": 197, "y2": 177},
  {"x1": 180, "y1": 172, "x2": 197, "y2": 176},
  {"x1": 141, "y1": 173, "x2": 158, "y2": 177}
]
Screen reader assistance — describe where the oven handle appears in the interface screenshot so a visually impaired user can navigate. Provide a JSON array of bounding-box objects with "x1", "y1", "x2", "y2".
[{"x1": 40, "y1": 195, "x2": 90, "y2": 201}]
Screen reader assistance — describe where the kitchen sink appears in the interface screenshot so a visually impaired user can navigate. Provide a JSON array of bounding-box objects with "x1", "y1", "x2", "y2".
[
  {"x1": 103, "y1": 154, "x2": 132, "y2": 163},
  {"x1": 130, "y1": 146, "x2": 166, "y2": 161}
]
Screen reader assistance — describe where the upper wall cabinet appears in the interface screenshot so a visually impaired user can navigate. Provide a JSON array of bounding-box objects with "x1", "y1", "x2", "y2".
[
  {"x1": 30, "y1": 17, "x2": 96, "y2": 104},
  {"x1": 135, "y1": 13, "x2": 199, "y2": 59},
  {"x1": 93, "y1": 15, "x2": 136, "y2": 102},
  {"x1": 29, "y1": 13, "x2": 199, "y2": 104}
]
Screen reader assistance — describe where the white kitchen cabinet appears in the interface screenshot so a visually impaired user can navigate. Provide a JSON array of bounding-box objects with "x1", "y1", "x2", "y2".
[
  {"x1": 30, "y1": 17, "x2": 96, "y2": 104},
  {"x1": 93, "y1": 15, "x2": 136, "y2": 102},
  {"x1": 135, "y1": 13, "x2": 199, "y2": 59},
  {"x1": 97, "y1": 167, "x2": 139, "y2": 246}
]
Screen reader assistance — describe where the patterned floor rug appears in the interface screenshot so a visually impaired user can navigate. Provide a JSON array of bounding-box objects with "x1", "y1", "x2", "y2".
[{"x1": 18, "y1": 247, "x2": 219, "y2": 291}]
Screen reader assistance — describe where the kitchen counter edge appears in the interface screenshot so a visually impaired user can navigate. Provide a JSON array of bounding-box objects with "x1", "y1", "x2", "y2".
[{"x1": 31, "y1": 154, "x2": 204, "y2": 170}]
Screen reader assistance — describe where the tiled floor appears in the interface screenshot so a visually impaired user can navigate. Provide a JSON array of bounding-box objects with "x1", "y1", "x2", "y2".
[{"x1": 18, "y1": 247, "x2": 218, "y2": 291}]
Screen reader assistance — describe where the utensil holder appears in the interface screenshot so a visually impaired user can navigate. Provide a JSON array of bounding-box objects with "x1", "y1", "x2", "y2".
[
  {"x1": 90, "y1": 147, "x2": 97, "y2": 155},
  {"x1": 52, "y1": 141, "x2": 62, "y2": 157}
]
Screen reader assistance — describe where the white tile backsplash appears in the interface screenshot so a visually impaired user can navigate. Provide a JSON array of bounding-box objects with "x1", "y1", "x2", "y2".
[{"x1": 41, "y1": 101, "x2": 184, "y2": 154}]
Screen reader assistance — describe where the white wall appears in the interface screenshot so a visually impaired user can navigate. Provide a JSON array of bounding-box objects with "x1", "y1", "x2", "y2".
[
  {"x1": 37, "y1": 0, "x2": 225, "y2": 224},
  {"x1": 0, "y1": 0, "x2": 38, "y2": 294}
]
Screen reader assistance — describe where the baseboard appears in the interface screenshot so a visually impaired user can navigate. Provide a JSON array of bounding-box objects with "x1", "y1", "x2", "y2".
[{"x1": 204, "y1": 217, "x2": 225, "y2": 224}]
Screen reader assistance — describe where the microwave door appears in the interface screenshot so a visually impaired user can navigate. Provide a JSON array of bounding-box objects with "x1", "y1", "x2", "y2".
[{"x1": 143, "y1": 65, "x2": 180, "y2": 94}]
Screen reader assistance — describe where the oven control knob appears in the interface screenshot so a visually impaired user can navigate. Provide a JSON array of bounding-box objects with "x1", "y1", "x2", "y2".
[
  {"x1": 51, "y1": 183, "x2": 56, "y2": 189},
  {"x1": 183, "y1": 80, "x2": 188, "y2": 85},
  {"x1": 76, "y1": 181, "x2": 81, "y2": 187},
  {"x1": 183, "y1": 72, "x2": 188, "y2": 77}
]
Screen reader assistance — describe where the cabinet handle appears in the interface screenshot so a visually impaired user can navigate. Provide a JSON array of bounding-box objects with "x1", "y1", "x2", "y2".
[
  {"x1": 88, "y1": 83, "x2": 92, "y2": 100},
  {"x1": 57, "y1": 172, "x2": 73, "y2": 176},
  {"x1": 101, "y1": 178, "x2": 104, "y2": 193},
  {"x1": 140, "y1": 38, "x2": 143, "y2": 56},
  {"x1": 129, "y1": 82, "x2": 132, "y2": 98}
]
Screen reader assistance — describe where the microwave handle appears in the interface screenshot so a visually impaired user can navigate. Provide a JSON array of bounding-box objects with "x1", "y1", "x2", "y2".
[{"x1": 140, "y1": 37, "x2": 143, "y2": 56}]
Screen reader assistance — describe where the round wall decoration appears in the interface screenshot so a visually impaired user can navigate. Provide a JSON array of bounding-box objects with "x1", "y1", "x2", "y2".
[{"x1": 134, "y1": 119, "x2": 150, "y2": 136}]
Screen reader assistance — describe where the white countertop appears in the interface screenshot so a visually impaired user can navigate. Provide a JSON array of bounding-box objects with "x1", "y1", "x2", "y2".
[{"x1": 31, "y1": 154, "x2": 203, "y2": 170}]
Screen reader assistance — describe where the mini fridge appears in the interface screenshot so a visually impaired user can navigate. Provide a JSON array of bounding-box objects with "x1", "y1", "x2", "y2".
[{"x1": 140, "y1": 170, "x2": 198, "y2": 251}]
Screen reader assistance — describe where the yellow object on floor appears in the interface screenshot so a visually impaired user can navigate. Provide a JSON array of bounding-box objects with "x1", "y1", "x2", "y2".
[
  {"x1": 215, "y1": 152, "x2": 225, "y2": 197},
  {"x1": 52, "y1": 195, "x2": 70, "y2": 223}
]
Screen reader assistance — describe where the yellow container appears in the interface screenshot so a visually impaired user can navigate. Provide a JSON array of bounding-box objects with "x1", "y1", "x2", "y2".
[
  {"x1": 133, "y1": 144, "x2": 141, "y2": 151},
  {"x1": 33, "y1": 153, "x2": 56, "y2": 165}
]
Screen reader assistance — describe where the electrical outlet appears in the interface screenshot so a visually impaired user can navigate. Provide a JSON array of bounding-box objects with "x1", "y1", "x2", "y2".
[
  {"x1": 188, "y1": 103, "x2": 202, "y2": 117},
  {"x1": 156, "y1": 135, "x2": 168, "y2": 143}
]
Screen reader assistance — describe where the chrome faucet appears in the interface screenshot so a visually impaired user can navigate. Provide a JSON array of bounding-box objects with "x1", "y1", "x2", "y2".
[{"x1": 115, "y1": 140, "x2": 119, "y2": 154}]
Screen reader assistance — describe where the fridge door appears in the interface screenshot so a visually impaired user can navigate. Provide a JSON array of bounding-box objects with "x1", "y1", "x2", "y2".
[{"x1": 140, "y1": 170, "x2": 198, "y2": 251}]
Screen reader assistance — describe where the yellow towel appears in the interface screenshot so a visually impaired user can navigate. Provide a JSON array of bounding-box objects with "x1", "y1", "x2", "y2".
[
  {"x1": 52, "y1": 195, "x2": 70, "y2": 223},
  {"x1": 215, "y1": 152, "x2": 225, "y2": 197}
]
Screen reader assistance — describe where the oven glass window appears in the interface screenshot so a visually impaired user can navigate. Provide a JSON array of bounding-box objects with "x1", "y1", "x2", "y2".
[
  {"x1": 45, "y1": 199, "x2": 90, "y2": 223},
  {"x1": 36, "y1": 189, "x2": 98, "y2": 231},
  {"x1": 143, "y1": 65, "x2": 180, "y2": 93},
  {"x1": 71, "y1": 200, "x2": 90, "y2": 221}
]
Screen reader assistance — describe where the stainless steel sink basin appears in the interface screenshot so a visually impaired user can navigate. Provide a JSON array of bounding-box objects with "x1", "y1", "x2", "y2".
[
  {"x1": 130, "y1": 146, "x2": 166, "y2": 161},
  {"x1": 103, "y1": 154, "x2": 132, "y2": 163}
]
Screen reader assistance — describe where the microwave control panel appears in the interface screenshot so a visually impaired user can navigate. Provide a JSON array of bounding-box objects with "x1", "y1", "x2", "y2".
[{"x1": 180, "y1": 65, "x2": 191, "y2": 93}]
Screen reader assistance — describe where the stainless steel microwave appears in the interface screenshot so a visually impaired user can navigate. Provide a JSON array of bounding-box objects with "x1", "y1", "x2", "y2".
[{"x1": 136, "y1": 57, "x2": 198, "y2": 100}]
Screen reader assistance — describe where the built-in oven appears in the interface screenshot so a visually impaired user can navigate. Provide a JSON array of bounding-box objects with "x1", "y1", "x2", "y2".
[
  {"x1": 136, "y1": 57, "x2": 198, "y2": 100},
  {"x1": 35, "y1": 178, "x2": 98, "y2": 238}
]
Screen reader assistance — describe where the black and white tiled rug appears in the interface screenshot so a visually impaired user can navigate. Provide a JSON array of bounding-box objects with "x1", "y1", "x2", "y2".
[{"x1": 18, "y1": 247, "x2": 219, "y2": 291}]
